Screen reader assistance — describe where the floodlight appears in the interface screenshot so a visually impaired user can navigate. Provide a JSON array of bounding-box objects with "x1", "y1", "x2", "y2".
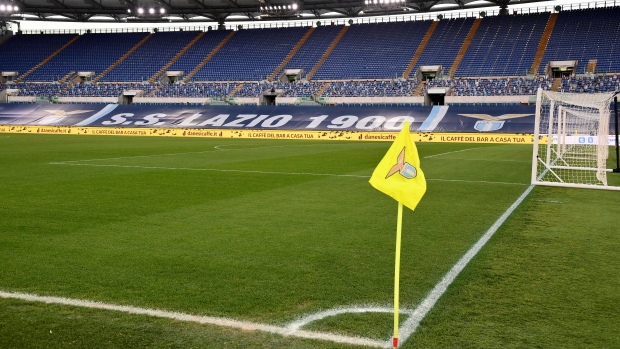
[
  {"x1": 127, "y1": 8, "x2": 131, "y2": 13},
  {"x1": 160, "y1": 8, "x2": 165, "y2": 14},
  {"x1": 149, "y1": 8, "x2": 155, "y2": 14},
  {"x1": 137, "y1": 7, "x2": 144, "y2": 14},
  {"x1": 292, "y1": 3, "x2": 298, "y2": 9},
  {"x1": 0, "y1": 5, "x2": 5, "y2": 11}
]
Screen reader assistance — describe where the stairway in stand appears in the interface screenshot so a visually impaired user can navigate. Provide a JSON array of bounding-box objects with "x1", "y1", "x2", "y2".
[
  {"x1": 148, "y1": 31, "x2": 206, "y2": 84},
  {"x1": 552, "y1": 77, "x2": 562, "y2": 92},
  {"x1": 305, "y1": 26, "x2": 349, "y2": 81},
  {"x1": 14, "y1": 35, "x2": 81, "y2": 83},
  {"x1": 448, "y1": 18, "x2": 481, "y2": 78},
  {"x1": 92, "y1": 33, "x2": 153, "y2": 83},
  {"x1": 183, "y1": 31, "x2": 236, "y2": 83},
  {"x1": 402, "y1": 21, "x2": 439, "y2": 79},
  {"x1": 529, "y1": 13, "x2": 558, "y2": 75},
  {"x1": 268, "y1": 27, "x2": 316, "y2": 82},
  {"x1": 414, "y1": 81, "x2": 425, "y2": 96}
]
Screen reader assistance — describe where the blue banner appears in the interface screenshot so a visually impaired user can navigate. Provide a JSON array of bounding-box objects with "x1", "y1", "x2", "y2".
[{"x1": 0, "y1": 104, "x2": 539, "y2": 133}]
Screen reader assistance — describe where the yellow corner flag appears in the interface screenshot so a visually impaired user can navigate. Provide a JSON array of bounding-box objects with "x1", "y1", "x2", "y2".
[
  {"x1": 369, "y1": 121, "x2": 426, "y2": 211},
  {"x1": 368, "y1": 121, "x2": 426, "y2": 348}
]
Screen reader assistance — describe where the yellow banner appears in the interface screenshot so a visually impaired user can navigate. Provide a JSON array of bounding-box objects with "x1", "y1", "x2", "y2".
[{"x1": 0, "y1": 125, "x2": 535, "y2": 144}]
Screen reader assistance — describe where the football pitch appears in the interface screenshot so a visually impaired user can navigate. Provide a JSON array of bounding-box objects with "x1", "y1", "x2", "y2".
[{"x1": 0, "y1": 133, "x2": 618, "y2": 349}]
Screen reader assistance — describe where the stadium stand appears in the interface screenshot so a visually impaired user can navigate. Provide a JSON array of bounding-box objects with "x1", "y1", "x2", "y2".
[
  {"x1": 321, "y1": 80, "x2": 419, "y2": 97},
  {"x1": 559, "y1": 74, "x2": 620, "y2": 93},
  {"x1": 2, "y1": 6, "x2": 620, "y2": 103},
  {"x1": 190, "y1": 27, "x2": 309, "y2": 81},
  {"x1": 282, "y1": 25, "x2": 343, "y2": 79},
  {"x1": 231, "y1": 81, "x2": 327, "y2": 98},
  {"x1": 11, "y1": 83, "x2": 64, "y2": 98},
  {"x1": 539, "y1": 7, "x2": 620, "y2": 75},
  {"x1": 161, "y1": 30, "x2": 234, "y2": 82},
  {"x1": 456, "y1": 12, "x2": 550, "y2": 77},
  {"x1": 312, "y1": 21, "x2": 433, "y2": 80},
  {"x1": 23, "y1": 32, "x2": 150, "y2": 82},
  {"x1": 101, "y1": 31, "x2": 202, "y2": 82},
  {"x1": 410, "y1": 18, "x2": 476, "y2": 78},
  {"x1": 63, "y1": 83, "x2": 157, "y2": 97},
  {"x1": 0, "y1": 34, "x2": 77, "y2": 78},
  {"x1": 154, "y1": 82, "x2": 237, "y2": 98},
  {"x1": 425, "y1": 77, "x2": 554, "y2": 96}
]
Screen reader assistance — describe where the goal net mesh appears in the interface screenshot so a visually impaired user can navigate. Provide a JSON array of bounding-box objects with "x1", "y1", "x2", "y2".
[{"x1": 533, "y1": 90, "x2": 616, "y2": 188}]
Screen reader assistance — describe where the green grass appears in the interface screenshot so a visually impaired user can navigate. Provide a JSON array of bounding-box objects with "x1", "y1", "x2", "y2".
[{"x1": 0, "y1": 134, "x2": 618, "y2": 348}]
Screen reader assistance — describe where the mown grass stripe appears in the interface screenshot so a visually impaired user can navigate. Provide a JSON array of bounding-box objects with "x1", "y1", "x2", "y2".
[{"x1": 396, "y1": 185, "x2": 535, "y2": 344}]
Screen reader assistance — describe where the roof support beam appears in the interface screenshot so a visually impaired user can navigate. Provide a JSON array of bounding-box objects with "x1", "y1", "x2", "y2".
[{"x1": 46, "y1": 0, "x2": 70, "y2": 9}]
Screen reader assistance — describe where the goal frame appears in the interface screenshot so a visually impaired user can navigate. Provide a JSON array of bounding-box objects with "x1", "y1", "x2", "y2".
[{"x1": 531, "y1": 88, "x2": 620, "y2": 191}]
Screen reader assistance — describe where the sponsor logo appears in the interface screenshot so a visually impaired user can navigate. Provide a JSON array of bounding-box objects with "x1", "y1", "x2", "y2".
[
  {"x1": 459, "y1": 113, "x2": 533, "y2": 132},
  {"x1": 386, "y1": 147, "x2": 418, "y2": 179}
]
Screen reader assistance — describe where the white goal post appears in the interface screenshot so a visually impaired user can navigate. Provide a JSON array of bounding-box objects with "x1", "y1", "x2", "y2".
[{"x1": 532, "y1": 88, "x2": 620, "y2": 190}]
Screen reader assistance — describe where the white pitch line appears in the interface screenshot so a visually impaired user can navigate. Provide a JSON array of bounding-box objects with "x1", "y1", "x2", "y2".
[
  {"x1": 49, "y1": 162, "x2": 529, "y2": 186},
  {"x1": 426, "y1": 178, "x2": 527, "y2": 186},
  {"x1": 424, "y1": 147, "x2": 485, "y2": 159},
  {"x1": 56, "y1": 142, "x2": 379, "y2": 164},
  {"x1": 0, "y1": 291, "x2": 389, "y2": 348},
  {"x1": 56, "y1": 144, "x2": 311, "y2": 164},
  {"x1": 396, "y1": 184, "x2": 535, "y2": 345},
  {"x1": 48, "y1": 162, "x2": 370, "y2": 178},
  {"x1": 287, "y1": 306, "x2": 409, "y2": 332},
  {"x1": 426, "y1": 158, "x2": 530, "y2": 163}
]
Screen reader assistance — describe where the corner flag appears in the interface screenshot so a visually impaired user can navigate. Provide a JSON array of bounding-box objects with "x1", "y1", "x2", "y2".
[
  {"x1": 368, "y1": 121, "x2": 426, "y2": 348},
  {"x1": 369, "y1": 121, "x2": 426, "y2": 211}
]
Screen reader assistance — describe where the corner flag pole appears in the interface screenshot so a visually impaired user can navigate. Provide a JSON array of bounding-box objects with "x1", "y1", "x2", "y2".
[{"x1": 393, "y1": 202, "x2": 403, "y2": 348}]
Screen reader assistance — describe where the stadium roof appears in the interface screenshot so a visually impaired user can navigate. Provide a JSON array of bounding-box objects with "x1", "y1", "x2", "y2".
[{"x1": 0, "y1": 0, "x2": 554, "y2": 24}]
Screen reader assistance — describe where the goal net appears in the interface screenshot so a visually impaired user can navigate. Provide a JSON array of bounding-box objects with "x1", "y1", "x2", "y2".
[{"x1": 532, "y1": 88, "x2": 619, "y2": 190}]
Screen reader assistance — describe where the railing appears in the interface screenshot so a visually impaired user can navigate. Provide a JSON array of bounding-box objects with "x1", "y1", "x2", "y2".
[{"x1": 18, "y1": 0, "x2": 620, "y2": 35}]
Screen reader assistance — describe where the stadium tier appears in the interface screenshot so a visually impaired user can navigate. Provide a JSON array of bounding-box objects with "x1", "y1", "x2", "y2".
[
  {"x1": 456, "y1": 12, "x2": 550, "y2": 77},
  {"x1": 100, "y1": 31, "x2": 203, "y2": 83},
  {"x1": 539, "y1": 7, "x2": 620, "y2": 75},
  {"x1": 410, "y1": 17, "x2": 476, "y2": 79},
  {"x1": 322, "y1": 80, "x2": 419, "y2": 97},
  {"x1": 23, "y1": 32, "x2": 150, "y2": 82},
  {"x1": 167, "y1": 30, "x2": 234, "y2": 82},
  {"x1": 559, "y1": 74, "x2": 620, "y2": 93},
  {"x1": 0, "y1": 34, "x2": 77, "y2": 77},
  {"x1": 64, "y1": 83, "x2": 159, "y2": 97},
  {"x1": 1, "y1": 7, "x2": 620, "y2": 102},
  {"x1": 282, "y1": 25, "x2": 343, "y2": 78},
  {"x1": 190, "y1": 26, "x2": 309, "y2": 81},
  {"x1": 313, "y1": 21, "x2": 433, "y2": 80},
  {"x1": 4, "y1": 75, "x2": 618, "y2": 101},
  {"x1": 154, "y1": 82, "x2": 237, "y2": 98},
  {"x1": 425, "y1": 77, "x2": 555, "y2": 96}
]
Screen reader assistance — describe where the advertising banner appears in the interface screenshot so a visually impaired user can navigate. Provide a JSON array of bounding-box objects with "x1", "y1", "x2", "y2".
[{"x1": 0, "y1": 104, "x2": 539, "y2": 133}]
